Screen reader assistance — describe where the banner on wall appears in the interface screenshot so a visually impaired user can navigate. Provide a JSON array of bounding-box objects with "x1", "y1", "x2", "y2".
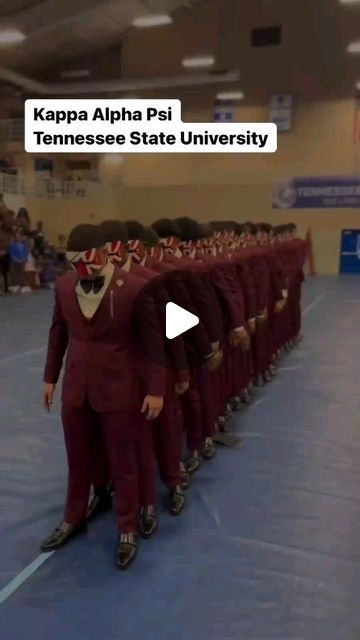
[
  {"x1": 354, "y1": 93, "x2": 360, "y2": 143},
  {"x1": 273, "y1": 176, "x2": 360, "y2": 209},
  {"x1": 353, "y1": 93, "x2": 360, "y2": 171},
  {"x1": 269, "y1": 94, "x2": 293, "y2": 132}
]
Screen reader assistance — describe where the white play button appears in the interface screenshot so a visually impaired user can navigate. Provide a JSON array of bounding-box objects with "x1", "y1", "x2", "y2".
[{"x1": 166, "y1": 302, "x2": 199, "y2": 339}]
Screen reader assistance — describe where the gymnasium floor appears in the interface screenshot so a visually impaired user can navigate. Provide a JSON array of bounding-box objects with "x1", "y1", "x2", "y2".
[{"x1": 0, "y1": 276, "x2": 359, "y2": 640}]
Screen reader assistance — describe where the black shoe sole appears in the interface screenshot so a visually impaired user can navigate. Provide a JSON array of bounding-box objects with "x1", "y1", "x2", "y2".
[
  {"x1": 201, "y1": 448, "x2": 216, "y2": 460},
  {"x1": 181, "y1": 475, "x2": 191, "y2": 491},
  {"x1": 40, "y1": 523, "x2": 87, "y2": 552},
  {"x1": 168, "y1": 500, "x2": 185, "y2": 516},
  {"x1": 184, "y1": 459, "x2": 201, "y2": 475},
  {"x1": 117, "y1": 549, "x2": 138, "y2": 570},
  {"x1": 139, "y1": 518, "x2": 158, "y2": 540}
]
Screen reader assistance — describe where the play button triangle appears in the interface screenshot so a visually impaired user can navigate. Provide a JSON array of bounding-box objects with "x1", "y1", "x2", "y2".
[{"x1": 166, "y1": 302, "x2": 199, "y2": 339}]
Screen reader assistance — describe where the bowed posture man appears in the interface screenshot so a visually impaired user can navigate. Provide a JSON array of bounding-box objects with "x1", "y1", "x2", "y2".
[
  {"x1": 41, "y1": 224, "x2": 165, "y2": 569},
  {"x1": 100, "y1": 218, "x2": 187, "y2": 514}
]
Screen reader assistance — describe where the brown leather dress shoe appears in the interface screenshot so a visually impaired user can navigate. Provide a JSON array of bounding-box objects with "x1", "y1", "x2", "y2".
[{"x1": 40, "y1": 521, "x2": 87, "y2": 552}]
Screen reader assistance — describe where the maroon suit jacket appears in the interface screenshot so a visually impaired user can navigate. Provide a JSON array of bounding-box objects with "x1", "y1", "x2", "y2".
[
  {"x1": 163, "y1": 254, "x2": 224, "y2": 344},
  {"x1": 201, "y1": 255, "x2": 246, "y2": 331},
  {"x1": 43, "y1": 266, "x2": 166, "y2": 412},
  {"x1": 149, "y1": 257, "x2": 214, "y2": 359},
  {"x1": 129, "y1": 261, "x2": 189, "y2": 383}
]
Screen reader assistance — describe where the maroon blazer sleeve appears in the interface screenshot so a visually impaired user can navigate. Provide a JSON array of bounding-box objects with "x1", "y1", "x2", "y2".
[
  {"x1": 43, "y1": 287, "x2": 69, "y2": 384},
  {"x1": 210, "y1": 263, "x2": 245, "y2": 329},
  {"x1": 154, "y1": 284, "x2": 190, "y2": 383},
  {"x1": 167, "y1": 274, "x2": 213, "y2": 359},
  {"x1": 265, "y1": 253, "x2": 285, "y2": 302},
  {"x1": 235, "y1": 259, "x2": 257, "y2": 320},
  {"x1": 251, "y1": 256, "x2": 269, "y2": 312},
  {"x1": 134, "y1": 290, "x2": 166, "y2": 397},
  {"x1": 183, "y1": 267, "x2": 223, "y2": 344}
]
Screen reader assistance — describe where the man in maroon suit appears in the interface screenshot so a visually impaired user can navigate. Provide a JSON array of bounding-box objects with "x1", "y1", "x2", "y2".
[
  {"x1": 41, "y1": 224, "x2": 165, "y2": 569},
  {"x1": 151, "y1": 218, "x2": 224, "y2": 463},
  {"x1": 99, "y1": 218, "x2": 188, "y2": 515}
]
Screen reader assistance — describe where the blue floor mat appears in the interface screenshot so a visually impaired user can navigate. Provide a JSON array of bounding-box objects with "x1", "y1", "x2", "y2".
[{"x1": 0, "y1": 277, "x2": 359, "y2": 640}]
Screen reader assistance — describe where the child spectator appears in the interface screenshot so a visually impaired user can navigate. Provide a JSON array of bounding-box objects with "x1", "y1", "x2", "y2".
[
  {"x1": 56, "y1": 233, "x2": 67, "y2": 273},
  {"x1": 39, "y1": 244, "x2": 56, "y2": 288},
  {"x1": 8, "y1": 230, "x2": 31, "y2": 293}
]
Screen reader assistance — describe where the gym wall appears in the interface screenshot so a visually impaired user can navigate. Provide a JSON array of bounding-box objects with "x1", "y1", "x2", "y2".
[{"x1": 20, "y1": 96, "x2": 358, "y2": 275}]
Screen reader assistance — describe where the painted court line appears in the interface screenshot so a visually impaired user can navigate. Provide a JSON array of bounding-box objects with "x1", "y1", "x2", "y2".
[
  {"x1": 0, "y1": 552, "x2": 54, "y2": 605},
  {"x1": 0, "y1": 287, "x2": 327, "y2": 605},
  {"x1": 302, "y1": 294, "x2": 325, "y2": 317},
  {"x1": 0, "y1": 346, "x2": 46, "y2": 365}
]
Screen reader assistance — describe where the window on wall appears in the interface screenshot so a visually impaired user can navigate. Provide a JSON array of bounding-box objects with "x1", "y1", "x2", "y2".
[
  {"x1": 65, "y1": 160, "x2": 96, "y2": 181},
  {"x1": 34, "y1": 158, "x2": 53, "y2": 175}
]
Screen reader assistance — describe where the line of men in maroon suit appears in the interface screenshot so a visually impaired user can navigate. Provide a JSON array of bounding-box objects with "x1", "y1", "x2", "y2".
[{"x1": 41, "y1": 217, "x2": 306, "y2": 569}]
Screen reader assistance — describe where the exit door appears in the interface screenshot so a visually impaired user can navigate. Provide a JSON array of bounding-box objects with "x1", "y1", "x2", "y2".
[{"x1": 340, "y1": 229, "x2": 360, "y2": 274}]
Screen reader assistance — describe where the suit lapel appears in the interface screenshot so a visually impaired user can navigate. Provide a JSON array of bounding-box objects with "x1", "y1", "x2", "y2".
[
  {"x1": 61, "y1": 273, "x2": 90, "y2": 330},
  {"x1": 88, "y1": 268, "x2": 126, "y2": 333}
]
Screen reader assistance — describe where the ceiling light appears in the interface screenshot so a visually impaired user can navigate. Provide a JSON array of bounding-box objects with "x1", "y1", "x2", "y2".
[
  {"x1": 356, "y1": 81, "x2": 360, "y2": 90},
  {"x1": 339, "y1": 0, "x2": 360, "y2": 5},
  {"x1": 348, "y1": 40, "x2": 360, "y2": 53},
  {"x1": 60, "y1": 70, "x2": 90, "y2": 79},
  {"x1": 216, "y1": 91, "x2": 244, "y2": 100},
  {"x1": 0, "y1": 29, "x2": 25, "y2": 45},
  {"x1": 132, "y1": 14, "x2": 172, "y2": 28},
  {"x1": 182, "y1": 55, "x2": 215, "y2": 68}
]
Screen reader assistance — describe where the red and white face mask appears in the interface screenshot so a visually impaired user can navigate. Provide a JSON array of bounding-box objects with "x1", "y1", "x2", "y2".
[
  {"x1": 66, "y1": 248, "x2": 104, "y2": 276},
  {"x1": 159, "y1": 236, "x2": 179, "y2": 255},
  {"x1": 106, "y1": 240, "x2": 126, "y2": 263},
  {"x1": 147, "y1": 244, "x2": 161, "y2": 260},
  {"x1": 128, "y1": 239, "x2": 145, "y2": 263},
  {"x1": 179, "y1": 240, "x2": 195, "y2": 257},
  {"x1": 203, "y1": 238, "x2": 216, "y2": 256}
]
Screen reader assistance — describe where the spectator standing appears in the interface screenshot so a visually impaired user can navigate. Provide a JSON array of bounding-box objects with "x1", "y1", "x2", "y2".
[
  {"x1": 8, "y1": 230, "x2": 31, "y2": 293},
  {"x1": 32, "y1": 220, "x2": 46, "y2": 256},
  {"x1": 0, "y1": 192, "x2": 8, "y2": 218},
  {"x1": 56, "y1": 233, "x2": 67, "y2": 273},
  {"x1": 16, "y1": 207, "x2": 31, "y2": 235},
  {"x1": 39, "y1": 244, "x2": 56, "y2": 288},
  {"x1": 0, "y1": 220, "x2": 10, "y2": 293}
]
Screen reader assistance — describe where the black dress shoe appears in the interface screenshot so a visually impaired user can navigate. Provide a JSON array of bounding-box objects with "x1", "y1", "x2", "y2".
[
  {"x1": 185, "y1": 451, "x2": 202, "y2": 474},
  {"x1": 181, "y1": 469, "x2": 191, "y2": 490},
  {"x1": 41, "y1": 521, "x2": 87, "y2": 551},
  {"x1": 86, "y1": 487, "x2": 113, "y2": 521},
  {"x1": 218, "y1": 414, "x2": 229, "y2": 433},
  {"x1": 254, "y1": 375, "x2": 265, "y2": 387},
  {"x1": 248, "y1": 383, "x2": 256, "y2": 396},
  {"x1": 168, "y1": 486, "x2": 185, "y2": 515},
  {"x1": 269, "y1": 364, "x2": 277, "y2": 377},
  {"x1": 201, "y1": 437, "x2": 216, "y2": 460},
  {"x1": 117, "y1": 534, "x2": 137, "y2": 570},
  {"x1": 242, "y1": 389, "x2": 253, "y2": 405},
  {"x1": 229, "y1": 396, "x2": 242, "y2": 412},
  {"x1": 139, "y1": 508, "x2": 158, "y2": 539}
]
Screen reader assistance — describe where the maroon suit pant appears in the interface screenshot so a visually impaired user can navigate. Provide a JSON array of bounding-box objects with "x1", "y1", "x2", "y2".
[
  {"x1": 62, "y1": 397, "x2": 140, "y2": 533},
  {"x1": 153, "y1": 383, "x2": 183, "y2": 488},
  {"x1": 181, "y1": 376, "x2": 203, "y2": 452}
]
